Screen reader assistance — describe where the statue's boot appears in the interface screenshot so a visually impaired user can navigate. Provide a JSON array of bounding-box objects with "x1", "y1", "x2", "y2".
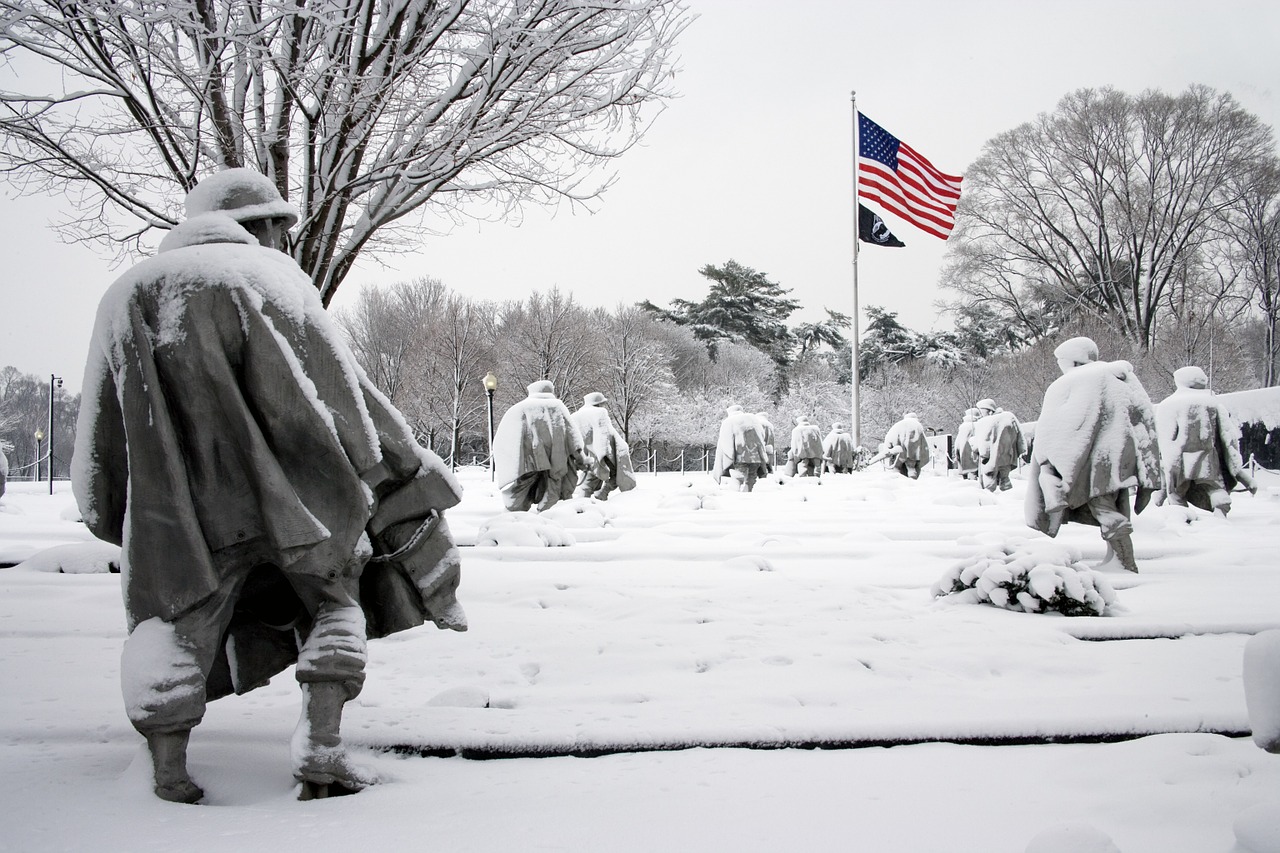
[
  {"x1": 146, "y1": 730, "x2": 203, "y2": 804},
  {"x1": 293, "y1": 682, "x2": 373, "y2": 799},
  {"x1": 1111, "y1": 533, "x2": 1139, "y2": 573}
]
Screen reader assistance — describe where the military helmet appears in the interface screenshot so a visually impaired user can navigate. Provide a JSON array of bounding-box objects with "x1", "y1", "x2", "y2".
[{"x1": 185, "y1": 168, "x2": 299, "y2": 229}]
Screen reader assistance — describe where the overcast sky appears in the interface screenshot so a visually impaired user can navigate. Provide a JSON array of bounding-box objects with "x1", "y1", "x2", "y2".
[{"x1": 3, "y1": 0, "x2": 1278, "y2": 394}]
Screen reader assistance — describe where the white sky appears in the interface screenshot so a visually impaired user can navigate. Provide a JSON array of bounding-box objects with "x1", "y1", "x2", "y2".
[{"x1": 2, "y1": 0, "x2": 1278, "y2": 394}]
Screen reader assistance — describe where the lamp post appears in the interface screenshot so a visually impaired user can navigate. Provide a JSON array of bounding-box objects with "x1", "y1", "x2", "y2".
[
  {"x1": 34, "y1": 429, "x2": 44, "y2": 483},
  {"x1": 482, "y1": 372, "x2": 498, "y2": 481},
  {"x1": 48, "y1": 375, "x2": 62, "y2": 495}
]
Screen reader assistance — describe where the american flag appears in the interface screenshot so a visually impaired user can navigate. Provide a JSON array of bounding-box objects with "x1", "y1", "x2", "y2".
[{"x1": 857, "y1": 112, "x2": 963, "y2": 240}]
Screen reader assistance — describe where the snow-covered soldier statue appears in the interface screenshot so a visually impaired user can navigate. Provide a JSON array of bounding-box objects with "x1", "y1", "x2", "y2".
[
  {"x1": 1025, "y1": 336, "x2": 1162, "y2": 573},
  {"x1": 788, "y1": 415, "x2": 824, "y2": 477},
  {"x1": 714, "y1": 405, "x2": 770, "y2": 492},
  {"x1": 954, "y1": 408, "x2": 980, "y2": 480},
  {"x1": 494, "y1": 380, "x2": 590, "y2": 512},
  {"x1": 822, "y1": 422, "x2": 856, "y2": 473},
  {"x1": 755, "y1": 412, "x2": 777, "y2": 470},
  {"x1": 73, "y1": 168, "x2": 467, "y2": 804},
  {"x1": 0, "y1": 445, "x2": 7, "y2": 499},
  {"x1": 883, "y1": 412, "x2": 931, "y2": 479},
  {"x1": 1155, "y1": 365, "x2": 1257, "y2": 515},
  {"x1": 970, "y1": 399, "x2": 1026, "y2": 492},
  {"x1": 571, "y1": 391, "x2": 636, "y2": 501}
]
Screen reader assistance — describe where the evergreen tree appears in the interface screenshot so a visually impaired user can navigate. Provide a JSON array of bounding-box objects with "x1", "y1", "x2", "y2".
[{"x1": 640, "y1": 260, "x2": 800, "y2": 370}]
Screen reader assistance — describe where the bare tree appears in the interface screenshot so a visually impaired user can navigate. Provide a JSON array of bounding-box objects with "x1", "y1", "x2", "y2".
[
  {"x1": 497, "y1": 287, "x2": 600, "y2": 403},
  {"x1": 943, "y1": 86, "x2": 1279, "y2": 350},
  {"x1": 1229, "y1": 166, "x2": 1280, "y2": 384},
  {"x1": 418, "y1": 291, "x2": 497, "y2": 467},
  {"x1": 336, "y1": 277, "x2": 445, "y2": 403},
  {"x1": 595, "y1": 304, "x2": 675, "y2": 441},
  {"x1": 0, "y1": 0, "x2": 691, "y2": 303}
]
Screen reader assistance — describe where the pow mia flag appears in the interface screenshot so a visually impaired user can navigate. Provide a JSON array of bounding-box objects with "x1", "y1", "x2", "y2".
[{"x1": 858, "y1": 204, "x2": 905, "y2": 248}]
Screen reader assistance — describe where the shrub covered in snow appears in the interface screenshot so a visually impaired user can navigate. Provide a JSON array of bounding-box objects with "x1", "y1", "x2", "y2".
[{"x1": 932, "y1": 539, "x2": 1118, "y2": 616}]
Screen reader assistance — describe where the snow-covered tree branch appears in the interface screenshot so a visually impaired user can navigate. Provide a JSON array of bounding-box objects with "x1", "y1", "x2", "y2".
[{"x1": 0, "y1": 0, "x2": 691, "y2": 303}]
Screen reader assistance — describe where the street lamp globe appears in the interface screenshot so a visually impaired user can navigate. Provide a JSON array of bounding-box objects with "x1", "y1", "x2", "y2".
[{"x1": 482, "y1": 372, "x2": 498, "y2": 392}]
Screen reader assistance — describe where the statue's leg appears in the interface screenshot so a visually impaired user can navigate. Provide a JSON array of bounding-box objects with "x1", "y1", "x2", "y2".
[
  {"x1": 291, "y1": 579, "x2": 371, "y2": 798},
  {"x1": 145, "y1": 729, "x2": 203, "y2": 804},
  {"x1": 1113, "y1": 533, "x2": 1139, "y2": 572},
  {"x1": 1205, "y1": 482, "x2": 1232, "y2": 517},
  {"x1": 122, "y1": 575, "x2": 241, "y2": 805},
  {"x1": 1088, "y1": 492, "x2": 1137, "y2": 573}
]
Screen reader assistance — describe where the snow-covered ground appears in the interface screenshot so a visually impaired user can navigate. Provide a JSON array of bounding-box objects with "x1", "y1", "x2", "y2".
[{"x1": 2, "y1": 463, "x2": 1279, "y2": 852}]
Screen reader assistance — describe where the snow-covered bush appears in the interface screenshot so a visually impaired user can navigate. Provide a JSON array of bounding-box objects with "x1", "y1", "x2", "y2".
[{"x1": 932, "y1": 539, "x2": 1118, "y2": 616}]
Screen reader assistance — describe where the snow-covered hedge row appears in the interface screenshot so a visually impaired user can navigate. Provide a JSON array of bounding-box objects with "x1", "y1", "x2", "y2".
[{"x1": 932, "y1": 539, "x2": 1119, "y2": 617}]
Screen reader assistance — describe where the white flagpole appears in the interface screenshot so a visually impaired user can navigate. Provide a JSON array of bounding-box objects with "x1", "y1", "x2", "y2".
[{"x1": 850, "y1": 91, "x2": 862, "y2": 450}]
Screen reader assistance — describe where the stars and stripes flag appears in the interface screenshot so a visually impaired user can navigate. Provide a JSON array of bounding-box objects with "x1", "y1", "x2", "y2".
[{"x1": 857, "y1": 112, "x2": 963, "y2": 240}]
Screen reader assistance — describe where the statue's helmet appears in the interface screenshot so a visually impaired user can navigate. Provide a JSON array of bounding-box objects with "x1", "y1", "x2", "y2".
[
  {"x1": 185, "y1": 168, "x2": 299, "y2": 229},
  {"x1": 1052, "y1": 336, "x2": 1099, "y2": 366},
  {"x1": 1173, "y1": 366, "x2": 1209, "y2": 390}
]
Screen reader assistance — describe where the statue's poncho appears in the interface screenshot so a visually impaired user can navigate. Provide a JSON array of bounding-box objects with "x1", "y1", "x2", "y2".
[
  {"x1": 822, "y1": 426, "x2": 855, "y2": 469},
  {"x1": 1026, "y1": 360, "x2": 1161, "y2": 533},
  {"x1": 493, "y1": 389, "x2": 584, "y2": 488},
  {"x1": 1155, "y1": 385, "x2": 1250, "y2": 508},
  {"x1": 883, "y1": 416, "x2": 931, "y2": 465},
  {"x1": 571, "y1": 403, "x2": 636, "y2": 493},
  {"x1": 789, "y1": 422, "x2": 824, "y2": 460},
  {"x1": 714, "y1": 412, "x2": 770, "y2": 482},
  {"x1": 970, "y1": 411, "x2": 1026, "y2": 479},
  {"x1": 73, "y1": 214, "x2": 463, "y2": 648}
]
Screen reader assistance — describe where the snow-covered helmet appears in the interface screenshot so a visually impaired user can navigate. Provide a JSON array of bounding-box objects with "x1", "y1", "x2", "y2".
[
  {"x1": 527, "y1": 380, "x2": 555, "y2": 396},
  {"x1": 1173, "y1": 366, "x2": 1209, "y2": 390},
  {"x1": 1053, "y1": 336, "x2": 1099, "y2": 366},
  {"x1": 584, "y1": 392, "x2": 608, "y2": 406},
  {"x1": 185, "y1": 168, "x2": 299, "y2": 229}
]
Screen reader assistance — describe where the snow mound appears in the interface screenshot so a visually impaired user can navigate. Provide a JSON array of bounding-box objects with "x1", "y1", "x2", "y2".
[
  {"x1": 538, "y1": 498, "x2": 614, "y2": 529},
  {"x1": 15, "y1": 541, "x2": 121, "y2": 574},
  {"x1": 1024, "y1": 823, "x2": 1121, "y2": 853},
  {"x1": 932, "y1": 538, "x2": 1118, "y2": 616},
  {"x1": 427, "y1": 686, "x2": 491, "y2": 708},
  {"x1": 721, "y1": 555, "x2": 775, "y2": 572},
  {"x1": 1234, "y1": 802, "x2": 1280, "y2": 853},
  {"x1": 932, "y1": 489, "x2": 998, "y2": 507},
  {"x1": 474, "y1": 513, "x2": 575, "y2": 547},
  {"x1": 657, "y1": 493, "x2": 705, "y2": 511}
]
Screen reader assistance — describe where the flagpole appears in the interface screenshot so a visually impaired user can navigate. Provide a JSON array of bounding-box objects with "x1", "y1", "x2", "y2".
[{"x1": 850, "y1": 91, "x2": 862, "y2": 450}]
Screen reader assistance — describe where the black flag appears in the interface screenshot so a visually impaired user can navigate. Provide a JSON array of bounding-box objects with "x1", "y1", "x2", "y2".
[{"x1": 858, "y1": 204, "x2": 905, "y2": 248}]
